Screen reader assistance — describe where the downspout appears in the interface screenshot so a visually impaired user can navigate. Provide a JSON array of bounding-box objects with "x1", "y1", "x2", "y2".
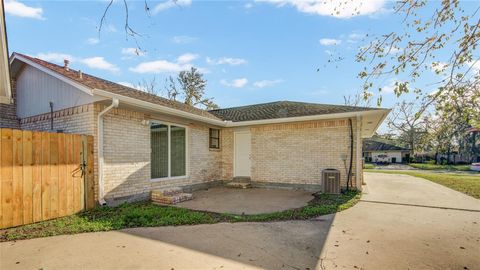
[
  {"x1": 347, "y1": 118, "x2": 353, "y2": 191},
  {"x1": 97, "y1": 98, "x2": 119, "y2": 205}
]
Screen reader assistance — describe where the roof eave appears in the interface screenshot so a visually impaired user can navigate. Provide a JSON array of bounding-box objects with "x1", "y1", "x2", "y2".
[
  {"x1": 92, "y1": 88, "x2": 226, "y2": 126},
  {"x1": 0, "y1": 2, "x2": 11, "y2": 104},
  {"x1": 225, "y1": 109, "x2": 391, "y2": 128},
  {"x1": 10, "y1": 53, "x2": 94, "y2": 96}
]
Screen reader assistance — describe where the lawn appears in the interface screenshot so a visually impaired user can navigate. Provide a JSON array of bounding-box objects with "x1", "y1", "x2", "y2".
[
  {"x1": 0, "y1": 190, "x2": 360, "y2": 242},
  {"x1": 408, "y1": 163, "x2": 472, "y2": 171},
  {"x1": 365, "y1": 169, "x2": 480, "y2": 199},
  {"x1": 363, "y1": 163, "x2": 375, "y2": 169}
]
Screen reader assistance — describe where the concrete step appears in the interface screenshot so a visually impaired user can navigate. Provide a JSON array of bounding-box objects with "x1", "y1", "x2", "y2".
[
  {"x1": 225, "y1": 181, "x2": 252, "y2": 189},
  {"x1": 232, "y1": 176, "x2": 252, "y2": 183},
  {"x1": 151, "y1": 187, "x2": 193, "y2": 205}
]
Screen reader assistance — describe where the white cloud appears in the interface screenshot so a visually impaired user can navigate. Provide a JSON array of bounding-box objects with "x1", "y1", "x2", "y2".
[
  {"x1": 245, "y1": 3, "x2": 254, "y2": 9},
  {"x1": 153, "y1": 0, "x2": 192, "y2": 14},
  {"x1": 117, "y1": 81, "x2": 134, "y2": 88},
  {"x1": 221, "y1": 78, "x2": 248, "y2": 88},
  {"x1": 253, "y1": 79, "x2": 283, "y2": 88},
  {"x1": 80, "y1": 57, "x2": 119, "y2": 73},
  {"x1": 347, "y1": 33, "x2": 364, "y2": 43},
  {"x1": 430, "y1": 62, "x2": 449, "y2": 74},
  {"x1": 319, "y1": 38, "x2": 341, "y2": 46},
  {"x1": 206, "y1": 57, "x2": 247, "y2": 66},
  {"x1": 130, "y1": 60, "x2": 186, "y2": 73},
  {"x1": 36, "y1": 52, "x2": 119, "y2": 73},
  {"x1": 36, "y1": 53, "x2": 74, "y2": 64},
  {"x1": 172, "y1": 35, "x2": 197, "y2": 44},
  {"x1": 381, "y1": 79, "x2": 405, "y2": 94},
  {"x1": 4, "y1": 0, "x2": 44, "y2": 19},
  {"x1": 121, "y1": 47, "x2": 145, "y2": 58},
  {"x1": 256, "y1": 0, "x2": 386, "y2": 19},
  {"x1": 177, "y1": 53, "x2": 199, "y2": 64},
  {"x1": 130, "y1": 52, "x2": 206, "y2": 74},
  {"x1": 86, "y1": 37, "x2": 99, "y2": 45}
]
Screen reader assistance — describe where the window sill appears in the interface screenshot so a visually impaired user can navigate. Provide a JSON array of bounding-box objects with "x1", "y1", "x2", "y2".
[
  {"x1": 209, "y1": 148, "x2": 221, "y2": 151},
  {"x1": 150, "y1": 176, "x2": 188, "y2": 182}
]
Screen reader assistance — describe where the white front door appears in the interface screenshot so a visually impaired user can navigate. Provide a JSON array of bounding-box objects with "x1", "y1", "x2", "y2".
[{"x1": 234, "y1": 131, "x2": 251, "y2": 177}]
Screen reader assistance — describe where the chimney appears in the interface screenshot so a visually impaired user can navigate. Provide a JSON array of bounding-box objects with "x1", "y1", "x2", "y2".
[
  {"x1": 64, "y1": 59, "x2": 70, "y2": 71},
  {"x1": 78, "y1": 70, "x2": 83, "y2": 79}
]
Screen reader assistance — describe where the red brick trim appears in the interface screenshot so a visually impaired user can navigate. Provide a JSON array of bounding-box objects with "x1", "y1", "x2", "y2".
[{"x1": 20, "y1": 104, "x2": 93, "y2": 124}]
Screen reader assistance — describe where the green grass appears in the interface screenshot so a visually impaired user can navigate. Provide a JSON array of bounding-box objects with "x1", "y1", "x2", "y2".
[
  {"x1": 363, "y1": 163, "x2": 375, "y2": 169},
  {"x1": 365, "y1": 169, "x2": 480, "y2": 199},
  {"x1": 0, "y1": 191, "x2": 360, "y2": 242},
  {"x1": 408, "y1": 163, "x2": 472, "y2": 171}
]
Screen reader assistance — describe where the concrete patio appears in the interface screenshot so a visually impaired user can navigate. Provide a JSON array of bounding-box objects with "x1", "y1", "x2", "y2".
[
  {"x1": 176, "y1": 187, "x2": 314, "y2": 215},
  {"x1": 2, "y1": 172, "x2": 479, "y2": 270}
]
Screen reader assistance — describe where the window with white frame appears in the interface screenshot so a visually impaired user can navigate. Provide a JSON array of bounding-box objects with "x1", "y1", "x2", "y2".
[{"x1": 151, "y1": 122, "x2": 187, "y2": 179}]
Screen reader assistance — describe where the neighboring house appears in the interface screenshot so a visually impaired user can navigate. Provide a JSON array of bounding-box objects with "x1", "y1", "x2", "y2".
[
  {"x1": 3, "y1": 53, "x2": 390, "y2": 205},
  {"x1": 363, "y1": 139, "x2": 411, "y2": 163},
  {"x1": 0, "y1": 1, "x2": 12, "y2": 104}
]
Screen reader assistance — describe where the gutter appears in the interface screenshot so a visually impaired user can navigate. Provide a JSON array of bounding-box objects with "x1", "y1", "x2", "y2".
[
  {"x1": 92, "y1": 89, "x2": 225, "y2": 126},
  {"x1": 224, "y1": 109, "x2": 390, "y2": 128},
  {"x1": 93, "y1": 88, "x2": 390, "y2": 129},
  {"x1": 97, "y1": 98, "x2": 119, "y2": 205}
]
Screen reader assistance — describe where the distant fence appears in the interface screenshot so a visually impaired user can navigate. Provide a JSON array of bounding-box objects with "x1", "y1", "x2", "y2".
[{"x1": 0, "y1": 128, "x2": 95, "y2": 229}]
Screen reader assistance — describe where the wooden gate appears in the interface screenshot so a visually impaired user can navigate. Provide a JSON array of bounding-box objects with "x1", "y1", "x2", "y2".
[{"x1": 0, "y1": 128, "x2": 95, "y2": 229}]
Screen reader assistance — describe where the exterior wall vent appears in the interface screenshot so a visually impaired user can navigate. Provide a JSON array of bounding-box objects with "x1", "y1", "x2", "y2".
[{"x1": 322, "y1": 169, "x2": 340, "y2": 194}]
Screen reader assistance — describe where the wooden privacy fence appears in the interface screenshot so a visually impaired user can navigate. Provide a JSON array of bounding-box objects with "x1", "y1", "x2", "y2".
[{"x1": 0, "y1": 128, "x2": 95, "y2": 229}]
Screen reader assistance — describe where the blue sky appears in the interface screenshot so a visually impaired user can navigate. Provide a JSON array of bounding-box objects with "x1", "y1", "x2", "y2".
[{"x1": 5, "y1": 0, "x2": 459, "y2": 115}]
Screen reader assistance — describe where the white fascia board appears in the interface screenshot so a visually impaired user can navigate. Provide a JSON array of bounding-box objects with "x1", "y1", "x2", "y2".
[
  {"x1": 226, "y1": 109, "x2": 391, "y2": 128},
  {"x1": 0, "y1": 3, "x2": 11, "y2": 104},
  {"x1": 363, "y1": 108, "x2": 391, "y2": 138},
  {"x1": 10, "y1": 54, "x2": 94, "y2": 96},
  {"x1": 92, "y1": 88, "x2": 226, "y2": 126},
  {"x1": 93, "y1": 88, "x2": 391, "y2": 129}
]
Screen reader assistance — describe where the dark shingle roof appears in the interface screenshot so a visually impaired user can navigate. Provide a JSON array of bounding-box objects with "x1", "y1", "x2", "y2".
[
  {"x1": 209, "y1": 101, "x2": 381, "y2": 122},
  {"x1": 13, "y1": 53, "x2": 222, "y2": 121},
  {"x1": 363, "y1": 139, "x2": 410, "y2": 151},
  {"x1": 14, "y1": 53, "x2": 385, "y2": 124}
]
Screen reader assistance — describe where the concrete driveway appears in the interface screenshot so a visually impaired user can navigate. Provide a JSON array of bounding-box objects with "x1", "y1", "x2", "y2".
[{"x1": 1, "y1": 172, "x2": 479, "y2": 270}]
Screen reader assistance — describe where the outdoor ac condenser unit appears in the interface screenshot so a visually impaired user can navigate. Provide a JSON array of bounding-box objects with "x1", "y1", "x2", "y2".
[{"x1": 322, "y1": 169, "x2": 340, "y2": 194}]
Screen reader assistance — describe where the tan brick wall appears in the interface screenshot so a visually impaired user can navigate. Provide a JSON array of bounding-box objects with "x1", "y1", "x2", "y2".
[
  {"x1": 220, "y1": 118, "x2": 360, "y2": 189},
  {"x1": 220, "y1": 128, "x2": 234, "y2": 180},
  {"x1": 100, "y1": 106, "x2": 223, "y2": 201},
  {"x1": 0, "y1": 79, "x2": 20, "y2": 128},
  {"x1": 19, "y1": 104, "x2": 99, "y2": 198},
  {"x1": 17, "y1": 102, "x2": 363, "y2": 203}
]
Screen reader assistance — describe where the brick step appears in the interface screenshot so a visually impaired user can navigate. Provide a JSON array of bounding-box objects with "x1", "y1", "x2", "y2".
[
  {"x1": 152, "y1": 192, "x2": 193, "y2": 205},
  {"x1": 153, "y1": 187, "x2": 183, "y2": 197},
  {"x1": 225, "y1": 181, "x2": 252, "y2": 189}
]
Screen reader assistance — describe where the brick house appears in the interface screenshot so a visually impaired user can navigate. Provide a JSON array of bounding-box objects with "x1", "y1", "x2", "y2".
[{"x1": 2, "y1": 53, "x2": 389, "y2": 205}]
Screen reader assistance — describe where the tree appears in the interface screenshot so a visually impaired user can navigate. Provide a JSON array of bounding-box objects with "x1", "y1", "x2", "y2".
[
  {"x1": 343, "y1": 91, "x2": 373, "y2": 107},
  {"x1": 176, "y1": 67, "x2": 218, "y2": 109},
  {"x1": 355, "y1": 0, "x2": 480, "y2": 130},
  {"x1": 135, "y1": 67, "x2": 219, "y2": 110},
  {"x1": 387, "y1": 101, "x2": 428, "y2": 155}
]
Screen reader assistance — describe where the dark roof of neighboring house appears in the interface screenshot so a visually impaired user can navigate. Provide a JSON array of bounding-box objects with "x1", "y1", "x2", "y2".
[
  {"x1": 12, "y1": 53, "x2": 222, "y2": 121},
  {"x1": 363, "y1": 139, "x2": 410, "y2": 152},
  {"x1": 208, "y1": 101, "x2": 381, "y2": 122}
]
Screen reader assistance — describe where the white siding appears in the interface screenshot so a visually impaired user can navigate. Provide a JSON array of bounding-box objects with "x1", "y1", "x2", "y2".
[
  {"x1": 371, "y1": 151, "x2": 403, "y2": 163},
  {"x1": 15, "y1": 65, "x2": 104, "y2": 118}
]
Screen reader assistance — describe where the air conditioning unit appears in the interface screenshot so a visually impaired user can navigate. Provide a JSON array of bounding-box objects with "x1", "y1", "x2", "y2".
[{"x1": 322, "y1": 169, "x2": 340, "y2": 194}]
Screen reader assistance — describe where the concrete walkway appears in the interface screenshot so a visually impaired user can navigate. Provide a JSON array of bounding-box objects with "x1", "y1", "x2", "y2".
[{"x1": 1, "y1": 172, "x2": 479, "y2": 270}]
